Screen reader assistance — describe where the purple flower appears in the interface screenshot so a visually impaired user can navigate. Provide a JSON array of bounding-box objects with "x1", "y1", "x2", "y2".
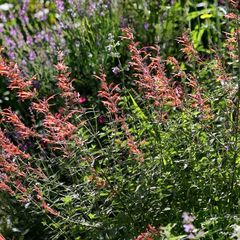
[
  {"x1": 4, "y1": 36, "x2": 16, "y2": 49},
  {"x1": 0, "y1": 13, "x2": 7, "y2": 23},
  {"x1": 34, "y1": 31, "x2": 45, "y2": 43},
  {"x1": 21, "y1": 143, "x2": 28, "y2": 152},
  {"x1": 20, "y1": 139, "x2": 33, "y2": 152},
  {"x1": 16, "y1": 29, "x2": 24, "y2": 48},
  {"x1": 87, "y1": 2, "x2": 96, "y2": 16},
  {"x1": 34, "y1": 8, "x2": 49, "y2": 21},
  {"x1": 182, "y1": 212, "x2": 196, "y2": 224},
  {"x1": 43, "y1": 32, "x2": 51, "y2": 42},
  {"x1": 112, "y1": 66, "x2": 120, "y2": 75},
  {"x1": 22, "y1": 0, "x2": 30, "y2": 7},
  {"x1": 183, "y1": 223, "x2": 195, "y2": 233},
  {"x1": 21, "y1": 14, "x2": 29, "y2": 24},
  {"x1": 107, "y1": 0, "x2": 112, "y2": 7},
  {"x1": 5, "y1": 131, "x2": 21, "y2": 142},
  {"x1": 55, "y1": 0, "x2": 65, "y2": 13},
  {"x1": 182, "y1": 212, "x2": 197, "y2": 239},
  {"x1": 10, "y1": 27, "x2": 17, "y2": 37},
  {"x1": 59, "y1": 21, "x2": 67, "y2": 30},
  {"x1": 105, "y1": 0, "x2": 112, "y2": 9},
  {"x1": 225, "y1": 145, "x2": 230, "y2": 151},
  {"x1": 26, "y1": 35, "x2": 33, "y2": 45},
  {"x1": 0, "y1": 24, "x2": 4, "y2": 33},
  {"x1": 29, "y1": 50, "x2": 36, "y2": 61},
  {"x1": 144, "y1": 22, "x2": 150, "y2": 30},
  {"x1": 19, "y1": 0, "x2": 30, "y2": 24},
  {"x1": 21, "y1": 59, "x2": 27, "y2": 66},
  {"x1": 8, "y1": 50, "x2": 16, "y2": 60},
  {"x1": 50, "y1": 40, "x2": 56, "y2": 50},
  {"x1": 76, "y1": 2, "x2": 83, "y2": 15},
  {"x1": 57, "y1": 25, "x2": 63, "y2": 36},
  {"x1": 8, "y1": 12, "x2": 15, "y2": 20},
  {"x1": 187, "y1": 233, "x2": 195, "y2": 239},
  {"x1": 67, "y1": 0, "x2": 74, "y2": 5},
  {"x1": 218, "y1": 0, "x2": 225, "y2": 5}
]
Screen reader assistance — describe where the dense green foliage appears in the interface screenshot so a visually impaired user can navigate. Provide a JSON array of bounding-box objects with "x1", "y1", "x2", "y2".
[{"x1": 0, "y1": 1, "x2": 239, "y2": 239}]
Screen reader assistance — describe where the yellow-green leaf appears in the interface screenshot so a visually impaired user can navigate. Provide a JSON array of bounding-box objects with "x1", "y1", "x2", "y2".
[{"x1": 200, "y1": 13, "x2": 213, "y2": 19}]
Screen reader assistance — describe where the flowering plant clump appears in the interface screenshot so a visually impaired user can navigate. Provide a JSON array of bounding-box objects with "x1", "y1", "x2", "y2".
[{"x1": 0, "y1": 1, "x2": 239, "y2": 239}]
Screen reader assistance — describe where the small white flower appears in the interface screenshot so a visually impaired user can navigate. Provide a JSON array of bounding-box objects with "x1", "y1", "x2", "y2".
[
  {"x1": 105, "y1": 45, "x2": 112, "y2": 51},
  {"x1": 0, "y1": 3, "x2": 13, "y2": 11},
  {"x1": 34, "y1": 8, "x2": 49, "y2": 19},
  {"x1": 73, "y1": 22, "x2": 81, "y2": 28},
  {"x1": 112, "y1": 66, "x2": 120, "y2": 75},
  {"x1": 232, "y1": 224, "x2": 240, "y2": 240}
]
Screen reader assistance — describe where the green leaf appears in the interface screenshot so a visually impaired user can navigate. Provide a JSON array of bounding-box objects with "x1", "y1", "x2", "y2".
[
  {"x1": 187, "y1": 9, "x2": 213, "y2": 21},
  {"x1": 88, "y1": 213, "x2": 96, "y2": 219},
  {"x1": 200, "y1": 13, "x2": 213, "y2": 19},
  {"x1": 62, "y1": 196, "x2": 72, "y2": 205},
  {"x1": 129, "y1": 93, "x2": 147, "y2": 121}
]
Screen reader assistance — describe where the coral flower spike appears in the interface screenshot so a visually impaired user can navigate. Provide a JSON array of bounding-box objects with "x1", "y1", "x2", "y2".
[
  {"x1": 0, "y1": 234, "x2": 5, "y2": 240},
  {"x1": 0, "y1": 65, "x2": 8, "y2": 75},
  {"x1": 0, "y1": 63, "x2": 8, "y2": 75}
]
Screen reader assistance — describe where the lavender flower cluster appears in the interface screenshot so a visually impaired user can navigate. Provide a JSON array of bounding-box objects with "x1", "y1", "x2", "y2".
[
  {"x1": 182, "y1": 212, "x2": 205, "y2": 239},
  {"x1": 0, "y1": 0, "x2": 112, "y2": 71}
]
